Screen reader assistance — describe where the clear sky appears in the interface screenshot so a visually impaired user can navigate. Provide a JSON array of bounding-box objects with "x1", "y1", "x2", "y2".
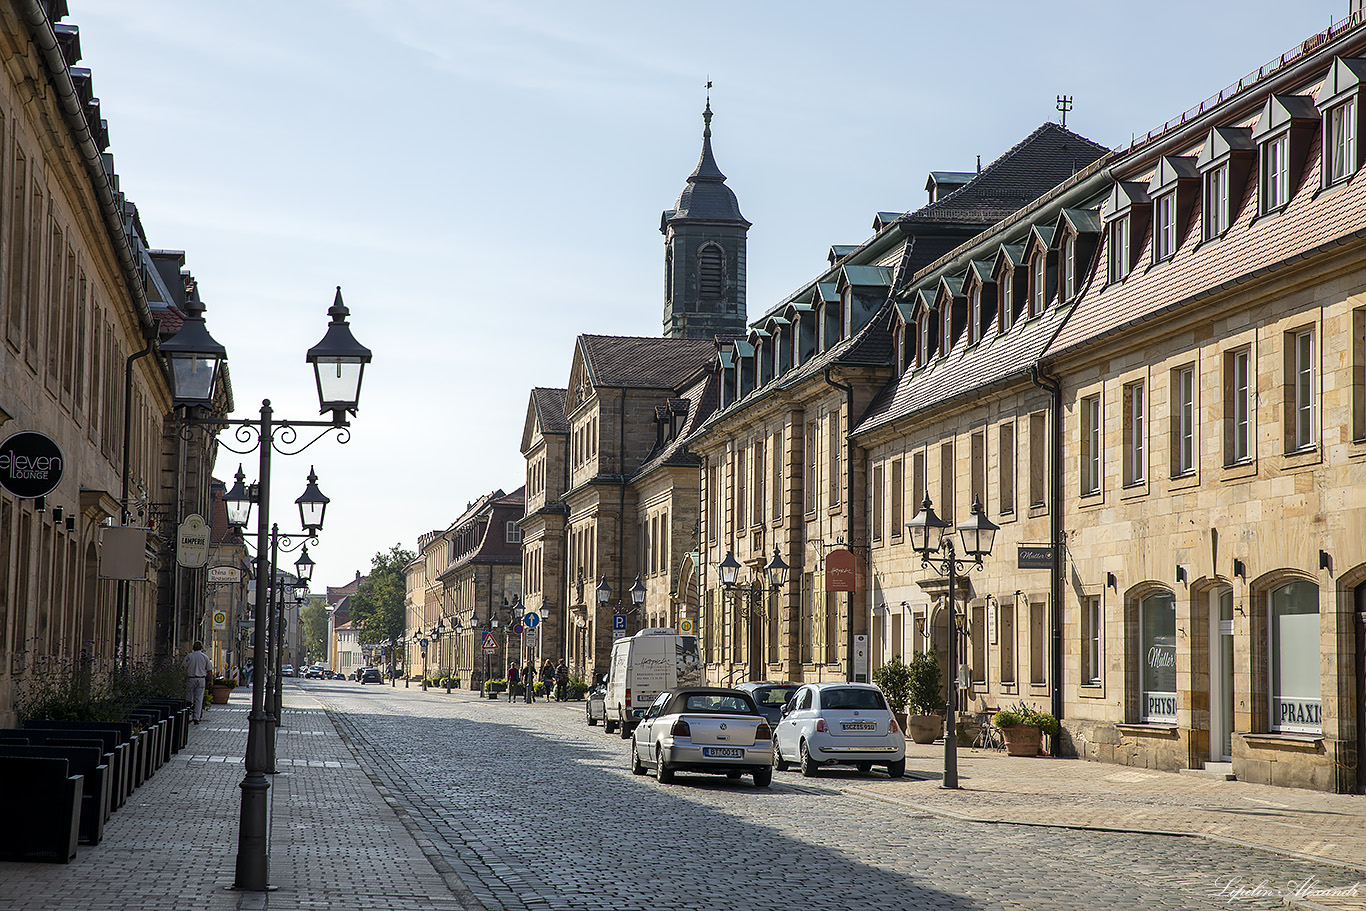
[{"x1": 72, "y1": 0, "x2": 1346, "y2": 590}]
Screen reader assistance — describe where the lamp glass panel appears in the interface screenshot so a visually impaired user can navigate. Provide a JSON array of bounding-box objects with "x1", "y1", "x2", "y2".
[{"x1": 313, "y1": 358, "x2": 364, "y2": 410}]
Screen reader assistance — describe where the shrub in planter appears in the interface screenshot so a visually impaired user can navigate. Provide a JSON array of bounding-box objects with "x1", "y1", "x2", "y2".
[
  {"x1": 871, "y1": 655, "x2": 913, "y2": 716},
  {"x1": 992, "y1": 701, "x2": 1059, "y2": 756},
  {"x1": 896, "y1": 652, "x2": 945, "y2": 744},
  {"x1": 566, "y1": 674, "x2": 589, "y2": 700}
]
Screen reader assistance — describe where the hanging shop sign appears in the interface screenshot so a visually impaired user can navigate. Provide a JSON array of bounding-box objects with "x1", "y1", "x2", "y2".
[
  {"x1": 0, "y1": 431, "x2": 64, "y2": 499},
  {"x1": 825, "y1": 548, "x2": 857, "y2": 592},
  {"x1": 177, "y1": 514, "x2": 211, "y2": 568},
  {"x1": 1017, "y1": 545, "x2": 1054, "y2": 570},
  {"x1": 208, "y1": 565, "x2": 241, "y2": 584},
  {"x1": 99, "y1": 526, "x2": 149, "y2": 580}
]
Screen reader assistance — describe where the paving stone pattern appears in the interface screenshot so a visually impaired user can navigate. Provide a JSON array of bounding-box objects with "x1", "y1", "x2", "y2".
[{"x1": 315, "y1": 685, "x2": 1366, "y2": 911}]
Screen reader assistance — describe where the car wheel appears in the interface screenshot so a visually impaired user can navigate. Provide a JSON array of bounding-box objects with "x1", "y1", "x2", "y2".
[
  {"x1": 604, "y1": 717, "x2": 617, "y2": 734},
  {"x1": 772, "y1": 742, "x2": 789, "y2": 772},
  {"x1": 886, "y1": 758, "x2": 906, "y2": 779},
  {"x1": 619, "y1": 722, "x2": 632, "y2": 741},
  {"x1": 630, "y1": 744, "x2": 646, "y2": 776},
  {"x1": 753, "y1": 767, "x2": 772, "y2": 788},
  {"x1": 799, "y1": 740, "x2": 820, "y2": 778},
  {"x1": 587, "y1": 707, "x2": 598, "y2": 726},
  {"x1": 656, "y1": 747, "x2": 674, "y2": 784},
  {"x1": 856, "y1": 762, "x2": 872, "y2": 774}
]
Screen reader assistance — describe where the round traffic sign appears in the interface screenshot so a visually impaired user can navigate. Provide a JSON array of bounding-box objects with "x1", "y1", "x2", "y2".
[{"x1": 523, "y1": 611, "x2": 540, "y2": 629}]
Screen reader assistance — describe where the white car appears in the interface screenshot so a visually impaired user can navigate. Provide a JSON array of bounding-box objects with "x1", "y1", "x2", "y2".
[
  {"x1": 773, "y1": 682, "x2": 906, "y2": 778},
  {"x1": 630, "y1": 687, "x2": 774, "y2": 787}
]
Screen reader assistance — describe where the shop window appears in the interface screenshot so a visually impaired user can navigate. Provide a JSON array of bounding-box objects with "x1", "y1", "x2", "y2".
[
  {"x1": 1140, "y1": 591, "x2": 1176, "y2": 722},
  {"x1": 1268, "y1": 580, "x2": 1321, "y2": 732}
]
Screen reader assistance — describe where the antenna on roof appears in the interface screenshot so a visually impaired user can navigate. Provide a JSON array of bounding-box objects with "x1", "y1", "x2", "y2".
[
  {"x1": 976, "y1": 154, "x2": 981, "y2": 173},
  {"x1": 1056, "y1": 94, "x2": 1073, "y2": 129}
]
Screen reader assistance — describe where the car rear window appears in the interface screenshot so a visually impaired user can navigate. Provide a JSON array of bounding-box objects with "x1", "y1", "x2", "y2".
[
  {"x1": 682, "y1": 694, "x2": 756, "y2": 714},
  {"x1": 820, "y1": 688, "x2": 887, "y2": 711},
  {"x1": 752, "y1": 686, "x2": 796, "y2": 707}
]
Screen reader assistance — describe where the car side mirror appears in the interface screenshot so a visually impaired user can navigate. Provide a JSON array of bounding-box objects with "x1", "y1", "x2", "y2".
[{"x1": 780, "y1": 704, "x2": 791, "y2": 717}]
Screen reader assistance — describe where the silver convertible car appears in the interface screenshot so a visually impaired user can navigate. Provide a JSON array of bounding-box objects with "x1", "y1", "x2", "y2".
[{"x1": 630, "y1": 687, "x2": 774, "y2": 787}]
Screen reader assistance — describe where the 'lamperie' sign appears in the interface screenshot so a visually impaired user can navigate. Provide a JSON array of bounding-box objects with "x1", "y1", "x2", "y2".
[{"x1": 0, "y1": 431, "x2": 64, "y2": 499}]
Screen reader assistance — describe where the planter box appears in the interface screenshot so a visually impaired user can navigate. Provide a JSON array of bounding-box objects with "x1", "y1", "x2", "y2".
[
  {"x1": 211, "y1": 685, "x2": 233, "y2": 705},
  {"x1": 1001, "y1": 725, "x2": 1043, "y2": 757},
  {"x1": 906, "y1": 714, "x2": 943, "y2": 745}
]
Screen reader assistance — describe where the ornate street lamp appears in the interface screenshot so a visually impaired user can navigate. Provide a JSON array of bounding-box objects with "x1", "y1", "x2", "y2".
[
  {"x1": 296, "y1": 467, "x2": 329, "y2": 535},
  {"x1": 159, "y1": 290, "x2": 369, "y2": 892},
  {"x1": 719, "y1": 548, "x2": 791, "y2": 683},
  {"x1": 907, "y1": 494, "x2": 998, "y2": 790}
]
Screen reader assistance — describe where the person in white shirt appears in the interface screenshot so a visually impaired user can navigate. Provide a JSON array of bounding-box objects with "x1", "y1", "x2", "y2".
[{"x1": 185, "y1": 642, "x2": 212, "y2": 724}]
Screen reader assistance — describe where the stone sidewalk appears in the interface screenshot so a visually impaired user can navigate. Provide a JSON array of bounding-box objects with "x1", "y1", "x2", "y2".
[
  {"x1": 846, "y1": 739, "x2": 1366, "y2": 880},
  {"x1": 0, "y1": 686, "x2": 475, "y2": 911}
]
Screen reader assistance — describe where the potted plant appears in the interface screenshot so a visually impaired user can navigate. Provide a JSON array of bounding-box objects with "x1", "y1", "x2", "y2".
[
  {"x1": 485, "y1": 678, "x2": 507, "y2": 698},
  {"x1": 992, "y1": 701, "x2": 1059, "y2": 757},
  {"x1": 871, "y1": 655, "x2": 912, "y2": 727},
  {"x1": 210, "y1": 677, "x2": 237, "y2": 705},
  {"x1": 904, "y1": 652, "x2": 945, "y2": 744}
]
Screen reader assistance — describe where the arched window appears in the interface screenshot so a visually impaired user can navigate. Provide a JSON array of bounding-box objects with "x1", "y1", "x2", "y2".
[
  {"x1": 698, "y1": 244, "x2": 726, "y2": 300},
  {"x1": 665, "y1": 247, "x2": 674, "y2": 302}
]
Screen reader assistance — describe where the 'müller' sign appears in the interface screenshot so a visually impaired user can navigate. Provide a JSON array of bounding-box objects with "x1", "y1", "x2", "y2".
[{"x1": 0, "y1": 431, "x2": 65, "y2": 499}]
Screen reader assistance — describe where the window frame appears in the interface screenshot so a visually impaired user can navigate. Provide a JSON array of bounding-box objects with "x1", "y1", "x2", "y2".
[
  {"x1": 1122, "y1": 380, "x2": 1145, "y2": 487},
  {"x1": 1326, "y1": 95, "x2": 1358, "y2": 185},
  {"x1": 1153, "y1": 191, "x2": 1177, "y2": 262},
  {"x1": 1261, "y1": 133, "x2": 1290, "y2": 214},
  {"x1": 1291, "y1": 327, "x2": 1316, "y2": 452},
  {"x1": 1204, "y1": 163, "x2": 1230, "y2": 240},
  {"x1": 1173, "y1": 365, "x2": 1196, "y2": 477},
  {"x1": 1080, "y1": 394, "x2": 1102, "y2": 496},
  {"x1": 1107, "y1": 214, "x2": 1131, "y2": 283}
]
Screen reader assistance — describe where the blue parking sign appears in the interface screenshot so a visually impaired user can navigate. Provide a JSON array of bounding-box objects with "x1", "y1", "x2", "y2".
[{"x1": 613, "y1": 614, "x2": 627, "y2": 630}]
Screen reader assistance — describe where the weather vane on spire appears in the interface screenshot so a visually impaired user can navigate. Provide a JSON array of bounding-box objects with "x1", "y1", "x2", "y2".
[{"x1": 703, "y1": 77, "x2": 714, "y2": 134}]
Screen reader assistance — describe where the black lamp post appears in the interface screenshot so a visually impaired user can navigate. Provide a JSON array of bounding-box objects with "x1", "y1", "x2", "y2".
[
  {"x1": 906, "y1": 494, "x2": 998, "y2": 790},
  {"x1": 718, "y1": 548, "x2": 789, "y2": 682},
  {"x1": 161, "y1": 287, "x2": 370, "y2": 892}
]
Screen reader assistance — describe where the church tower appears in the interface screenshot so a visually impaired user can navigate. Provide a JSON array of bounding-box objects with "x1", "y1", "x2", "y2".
[{"x1": 660, "y1": 100, "x2": 750, "y2": 339}]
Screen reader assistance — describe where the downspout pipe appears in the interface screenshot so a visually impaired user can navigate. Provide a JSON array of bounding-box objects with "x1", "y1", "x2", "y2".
[
  {"x1": 1030, "y1": 364, "x2": 1065, "y2": 723},
  {"x1": 823, "y1": 367, "x2": 857, "y2": 683}
]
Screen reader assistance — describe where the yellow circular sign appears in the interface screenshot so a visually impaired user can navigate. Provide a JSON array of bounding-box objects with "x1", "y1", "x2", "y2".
[
  {"x1": 212, "y1": 610, "x2": 228, "y2": 630},
  {"x1": 679, "y1": 618, "x2": 694, "y2": 634}
]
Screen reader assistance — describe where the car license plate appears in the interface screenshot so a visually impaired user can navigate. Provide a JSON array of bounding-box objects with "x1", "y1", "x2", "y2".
[
  {"x1": 703, "y1": 747, "x2": 743, "y2": 758},
  {"x1": 841, "y1": 721, "x2": 876, "y2": 731}
]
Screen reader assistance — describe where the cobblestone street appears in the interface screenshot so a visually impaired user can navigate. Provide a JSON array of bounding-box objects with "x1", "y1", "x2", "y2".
[{"x1": 310, "y1": 682, "x2": 1366, "y2": 911}]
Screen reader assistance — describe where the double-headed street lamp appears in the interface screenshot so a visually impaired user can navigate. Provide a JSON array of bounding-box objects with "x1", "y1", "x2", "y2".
[
  {"x1": 905, "y1": 493, "x2": 998, "y2": 790},
  {"x1": 162, "y1": 289, "x2": 370, "y2": 893},
  {"x1": 718, "y1": 548, "x2": 790, "y2": 682}
]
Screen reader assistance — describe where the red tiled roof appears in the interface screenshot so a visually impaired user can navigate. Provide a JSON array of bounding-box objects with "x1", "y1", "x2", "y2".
[{"x1": 1050, "y1": 130, "x2": 1366, "y2": 354}]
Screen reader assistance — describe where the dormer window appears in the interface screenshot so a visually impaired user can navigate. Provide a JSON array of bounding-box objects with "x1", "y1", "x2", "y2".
[
  {"x1": 968, "y1": 285, "x2": 981, "y2": 345},
  {"x1": 1058, "y1": 232, "x2": 1076, "y2": 303},
  {"x1": 1204, "y1": 164, "x2": 1229, "y2": 239},
  {"x1": 999, "y1": 270, "x2": 1014, "y2": 333},
  {"x1": 1029, "y1": 252, "x2": 1046, "y2": 318},
  {"x1": 1262, "y1": 135, "x2": 1289, "y2": 212},
  {"x1": 1327, "y1": 97, "x2": 1357, "y2": 183},
  {"x1": 1108, "y1": 215, "x2": 1131, "y2": 281},
  {"x1": 939, "y1": 305, "x2": 951, "y2": 357},
  {"x1": 1146, "y1": 156, "x2": 1197, "y2": 265},
  {"x1": 1197, "y1": 126, "x2": 1254, "y2": 243},
  {"x1": 1153, "y1": 191, "x2": 1176, "y2": 261},
  {"x1": 1316, "y1": 57, "x2": 1366, "y2": 187},
  {"x1": 1103, "y1": 181, "x2": 1149, "y2": 284},
  {"x1": 917, "y1": 308, "x2": 933, "y2": 367},
  {"x1": 1252, "y1": 94, "x2": 1318, "y2": 216}
]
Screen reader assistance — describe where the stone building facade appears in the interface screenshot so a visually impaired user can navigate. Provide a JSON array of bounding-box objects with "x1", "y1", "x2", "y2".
[{"x1": 0, "y1": 2, "x2": 224, "y2": 725}]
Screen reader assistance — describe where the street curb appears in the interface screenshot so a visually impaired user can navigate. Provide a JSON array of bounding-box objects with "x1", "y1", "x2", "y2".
[{"x1": 842, "y1": 786, "x2": 1366, "y2": 876}]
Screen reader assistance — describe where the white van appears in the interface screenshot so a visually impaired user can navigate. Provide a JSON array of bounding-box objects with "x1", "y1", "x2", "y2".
[{"x1": 603, "y1": 628, "x2": 701, "y2": 737}]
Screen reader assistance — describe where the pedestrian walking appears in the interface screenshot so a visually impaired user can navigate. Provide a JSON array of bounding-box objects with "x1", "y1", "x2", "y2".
[
  {"x1": 540, "y1": 659, "x2": 556, "y2": 700},
  {"x1": 185, "y1": 641, "x2": 212, "y2": 724},
  {"x1": 507, "y1": 662, "x2": 520, "y2": 702},
  {"x1": 556, "y1": 660, "x2": 569, "y2": 702},
  {"x1": 524, "y1": 661, "x2": 536, "y2": 703}
]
